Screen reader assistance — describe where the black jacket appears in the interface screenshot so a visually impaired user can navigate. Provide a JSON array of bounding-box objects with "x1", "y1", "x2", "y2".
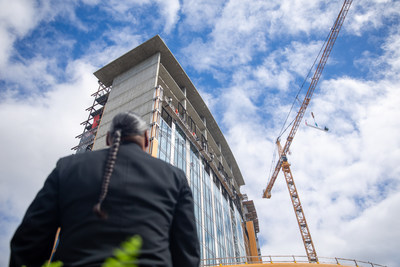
[{"x1": 10, "y1": 143, "x2": 200, "y2": 267}]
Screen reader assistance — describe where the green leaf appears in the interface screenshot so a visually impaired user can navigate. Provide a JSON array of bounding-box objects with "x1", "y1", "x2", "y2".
[
  {"x1": 102, "y1": 235, "x2": 142, "y2": 267},
  {"x1": 43, "y1": 261, "x2": 63, "y2": 267},
  {"x1": 39, "y1": 235, "x2": 142, "y2": 267}
]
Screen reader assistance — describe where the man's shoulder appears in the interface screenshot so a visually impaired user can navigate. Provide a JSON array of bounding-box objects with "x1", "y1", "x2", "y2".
[
  {"x1": 130, "y1": 147, "x2": 187, "y2": 180},
  {"x1": 143, "y1": 152, "x2": 186, "y2": 176},
  {"x1": 57, "y1": 148, "x2": 108, "y2": 168}
]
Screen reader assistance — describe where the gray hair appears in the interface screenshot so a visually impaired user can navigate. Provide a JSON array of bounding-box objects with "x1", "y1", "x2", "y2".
[
  {"x1": 109, "y1": 112, "x2": 148, "y2": 138},
  {"x1": 94, "y1": 112, "x2": 147, "y2": 219}
]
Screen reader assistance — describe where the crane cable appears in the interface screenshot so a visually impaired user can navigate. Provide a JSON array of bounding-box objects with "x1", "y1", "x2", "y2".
[
  {"x1": 267, "y1": 146, "x2": 277, "y2": 182},
  {"x1": 277, "y1": 31, "x2": 331, "y2": 140},
  {"x1": 268, "y1": 29, "x2": 332, "y2": 183},
  {"x1": 269, "y1": 31, "x2": 331, "y2": 184}
]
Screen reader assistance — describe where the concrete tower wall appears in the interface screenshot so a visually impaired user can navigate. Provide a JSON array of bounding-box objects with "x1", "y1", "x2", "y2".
[{"x1": 93, "y1": 53, "x2": 160, "y2": 150}]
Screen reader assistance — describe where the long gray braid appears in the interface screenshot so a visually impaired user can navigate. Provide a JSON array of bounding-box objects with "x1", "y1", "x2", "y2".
[{"x1": 93, "y1": 112, "x2": 147, "y2": 219}]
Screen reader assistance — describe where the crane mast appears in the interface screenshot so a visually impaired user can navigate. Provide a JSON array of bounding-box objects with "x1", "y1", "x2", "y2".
[{"x1": 262, "y1": 0, "x2": 353, "y2": 262}]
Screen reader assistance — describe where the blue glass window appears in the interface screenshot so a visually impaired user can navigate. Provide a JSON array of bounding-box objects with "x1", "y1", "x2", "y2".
[
  {"x1": 213, "y1": 182, "x2": 226, "y2": 263},
  {"x1": 222, "y1": 196, "x2": 235, "y2": 263},
  {"x1": 174, "y1": 126, "x2": 186, "y2": 173},
  {"x1": 190, "y1": 145, "x2": 203, "y2": 258},
  {"x1": 158, "y1": 118, "x2": 171, "y2": 163},
  {"x1": 203, "y1": 169, "x2": 216, "y2": 265}
]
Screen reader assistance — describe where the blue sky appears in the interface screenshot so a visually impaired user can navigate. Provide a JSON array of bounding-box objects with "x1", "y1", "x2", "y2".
[{"x1": 1, "y1": 0, "x2": 400, "y2": 266}]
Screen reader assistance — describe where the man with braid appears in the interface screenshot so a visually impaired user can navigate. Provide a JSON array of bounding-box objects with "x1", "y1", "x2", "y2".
[{"x1": 10, "y1": 112, "x2": 200, "y2": 267}]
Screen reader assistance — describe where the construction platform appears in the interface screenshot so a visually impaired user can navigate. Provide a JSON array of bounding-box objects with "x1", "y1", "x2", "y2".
[
  {"x1": 212, "y1": 264, "x2": 349, "y2": 267},
  {"x1": 201, "y1": 255, "x2": 386, "y2": 267}
]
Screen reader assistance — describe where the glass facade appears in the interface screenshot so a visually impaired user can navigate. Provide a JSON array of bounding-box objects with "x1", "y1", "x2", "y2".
[
  {"x1": 190, "y1": 144, "x2": 203, "y2": 259},
  {"x1": 157, "y1": 116, "x2": 246, "y2": 263},
  {"x1": 203, "y1": 168, "x2": 216, "y2": 265},
  {"x1": 222, "y1": 195, "x2": 235, "y2": 261},
  {"x1": 158, "y1": 119, "x2": 172, "y2": 163},
  {"x1": 235, "y1": 208, "x2": 246, "y2": 258},
  {"x1": 213, "y1": 181, "x2": 226, "y2": 263},
  {"x1": 174, "y1": 126, "x2": 186, "y2": 173}
]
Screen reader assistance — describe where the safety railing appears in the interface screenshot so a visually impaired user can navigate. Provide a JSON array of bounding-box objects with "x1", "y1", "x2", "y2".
[{"x1": 201, "y1": 255, "x2": 386, "y2": 267}]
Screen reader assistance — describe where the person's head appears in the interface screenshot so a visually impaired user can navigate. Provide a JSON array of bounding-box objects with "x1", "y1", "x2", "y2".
[
  {"x1": 94, "y1": 112, "x2": 149, "y2": 218},
  {"x1": 106, "y1": 112, "x2": 149, "y2": 151}
]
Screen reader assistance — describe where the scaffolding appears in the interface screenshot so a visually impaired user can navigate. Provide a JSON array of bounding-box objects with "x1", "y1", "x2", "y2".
[{"x1": 72, "y1": 81, "x2": 111, "y2": 153}]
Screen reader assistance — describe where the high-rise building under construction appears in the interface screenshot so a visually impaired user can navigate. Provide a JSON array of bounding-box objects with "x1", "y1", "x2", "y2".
[{"x1": 73, "y1": 35, "x2": 260, "y2": 265}]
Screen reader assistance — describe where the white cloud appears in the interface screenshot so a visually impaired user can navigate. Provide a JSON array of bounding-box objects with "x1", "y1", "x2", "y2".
[
  {"x1": 97, "y1": 0, "x2": 180, "y2": 34},
  {"x1": 338, "y1": 191, "x2": 400, "y2": 266},
  {"x1": 233, "y1": 70, "x2": 400, "y2": 266},
  {"x1": 270, "y1": 0, "x2": 341, "y2": 36},
  {"x1": 84, "y1": 29, "x2": 145, "y2": 68},
  {"x1": 101, "y1": 0, "x2": 151, "y2": 15},
  {"x1": 0, "y1": 0, "x2": 37, "y2": 36},
  {"x1": 180, "y1": 0, "x2": 400, "y2": 79},
  {"x1": 0, "y1": 27, "x2": 14, "y2": 68},
  {"x1": 0, "y1": 59, "x2": 96, "y2": 266},
  {"x1": 214, "y1": 3, "x2": 400, "y2": 266},
  {"x1": 0, "y1": 0, "x2": 37, "y2": 67},
  {"x1": 1, "y1": 56, "x2": 59, "y2": 93},
  {"x1": 155, "y1": 0, "x2": 180, "y2": 33},
  {"x1": 252, "y1": 40, "x2": 324, "y2": 92},
  {"x1": 0, "y1": 3, "x2": 152, "y2": 265},
  {"x1": 180, "y1": 0, "x2": 225, "y2": 31},
  {"x1": 197, "y1": 89, "x2": 219, "y2": 115},
  {"x1": 346, "y1": 0, "x2": 400, "y2": 36},
  {"x1": 180, "y1": 0, "x2": 347, "y2": 75},
  {"x1": 0, "y1": 0, "x2": 88, "y2": 76},
  {"x1": 181, "y1": 0, "x2": 272, "y2": 74}
]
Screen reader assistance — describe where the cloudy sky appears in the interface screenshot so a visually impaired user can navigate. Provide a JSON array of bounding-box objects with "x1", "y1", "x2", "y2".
[{"x1": 1, "y1": 0, "x2": 399, "y2": 266}]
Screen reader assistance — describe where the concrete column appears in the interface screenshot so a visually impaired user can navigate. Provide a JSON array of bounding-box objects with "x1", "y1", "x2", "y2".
[
  {"x1": 170, "y1": 122, "x2": 176, "y2": 165},
  {"x1": 186, "y1": 136, "x2": 191, "y2": 183},
  {"x1": 181, "y1": 87, "x2": 187, "y2": 109}
]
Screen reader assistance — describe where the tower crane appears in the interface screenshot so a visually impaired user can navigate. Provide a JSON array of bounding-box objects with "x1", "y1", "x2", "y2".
[{"x1": 262, "y1": 0, "x2": 353, "y2": 263}]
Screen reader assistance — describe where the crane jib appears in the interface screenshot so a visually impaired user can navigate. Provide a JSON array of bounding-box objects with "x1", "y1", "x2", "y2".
[
  {"x1": 264, "y1": 0, "x2": 353, "y2": 198},
  {"x1": 262, "y1": 0, "x2": 353, "y2": 263}
]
